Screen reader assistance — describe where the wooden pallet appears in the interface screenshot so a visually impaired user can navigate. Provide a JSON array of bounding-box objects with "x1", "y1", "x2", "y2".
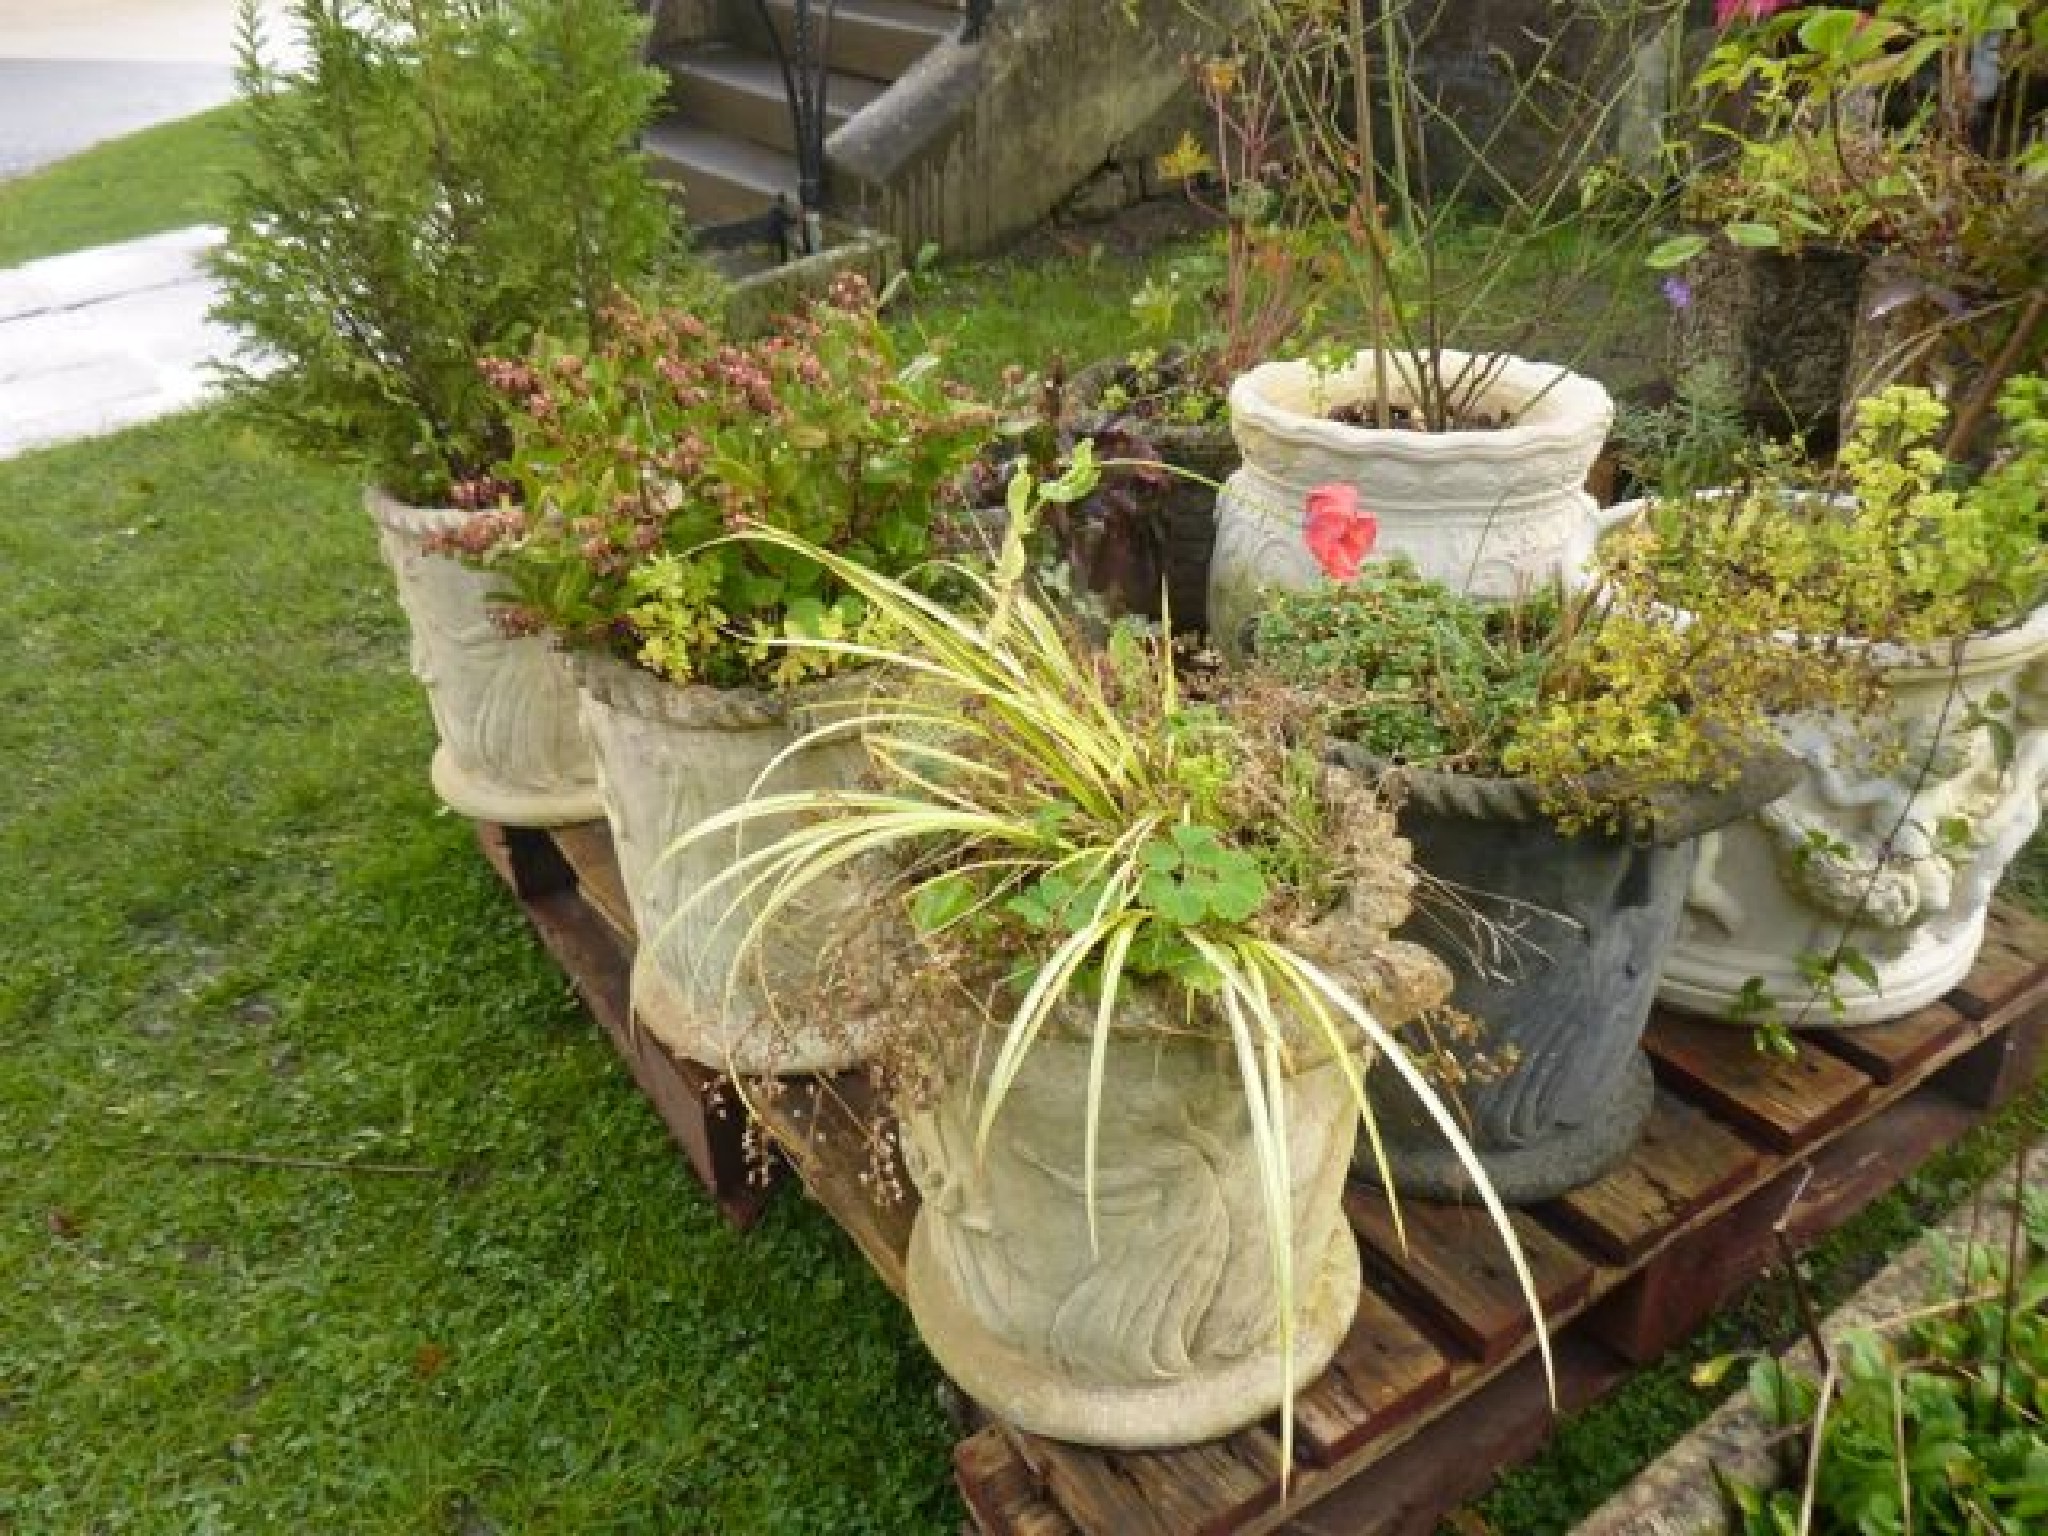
[
  {"x1": 481, "y1": 818, "x2": 2048, "y2": 1534},
  {"x1": 762, "y1": 907, "x2": 2048, "y2": 1536},
  {"x1": 476, "y1": 820, "x2": 781, "y2": 1227}
]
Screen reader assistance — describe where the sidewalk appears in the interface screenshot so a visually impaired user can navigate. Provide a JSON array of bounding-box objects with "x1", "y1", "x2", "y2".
[{"x1": 0, "y1": 226, "x2": 234, "y2": 460}]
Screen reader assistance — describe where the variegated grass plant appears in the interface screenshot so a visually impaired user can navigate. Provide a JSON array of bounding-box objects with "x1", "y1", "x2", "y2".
[{"x1": 660, "y1": 447, "x2": 1552, "y2": 1473}]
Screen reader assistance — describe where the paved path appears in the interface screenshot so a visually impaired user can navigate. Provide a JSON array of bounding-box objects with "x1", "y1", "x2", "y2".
[
  {"x1": 0, "y1": 225, "x2": 235, "y2": 460},
  {"x1": 0, "y1": 0, "x2": 299, "y2": 178}
]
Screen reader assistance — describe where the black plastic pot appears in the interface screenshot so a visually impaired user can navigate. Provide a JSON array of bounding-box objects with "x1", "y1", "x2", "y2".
[{"x1": 1065, "y1": 349, "x2": 1236, "y2": 633}]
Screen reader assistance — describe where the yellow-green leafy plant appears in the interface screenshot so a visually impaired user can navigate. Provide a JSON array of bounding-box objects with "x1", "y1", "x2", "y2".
[
  {"x1": 1642, "y1": 378, "x2": 2048, "y2": 642},
  {"x1": 661, "y1": 452, "x2": 1551, "y2": 1471}
]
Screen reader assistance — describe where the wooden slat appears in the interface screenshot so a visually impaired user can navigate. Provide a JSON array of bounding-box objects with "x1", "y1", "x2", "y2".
[
  {"x1": 1809, "y1": 998, "x2": 1973, "y2": 1083},
  {"x1": 1014, "y1": 1427, "x2": 1283, "y2": 1536},
  {"x1": 551, "y1": 820, "x2": 636, "y2": 941},
  {"x1": 1544, "y1": 1092, "x2": 1762, "y2": 1264},
  {"x1": 1950, "y1": 904, "x2": 2046, "y2": 1019},
  {"x1": 956, "y1": 1429, "x2": 1079, "y2": 1536},
  {"x1": 755, "y1": 1074, "x2": 914, "y2": 1296},
  {"x1": 1645, "y1": 1010, "x2": 1872, "y2": 1152},
  {"x1": 1293, "y1": 1288, "x2": 1455, "y2": 1467},
  {"x1": 1346, "y1": 1193, "x2": 1592, "y2": 1366}
]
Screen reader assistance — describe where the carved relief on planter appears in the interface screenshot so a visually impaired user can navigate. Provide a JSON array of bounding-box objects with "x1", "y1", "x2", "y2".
[
  {"x1": 1207, "y1": 350, "x2": 1613, "y2": 653},
  {"x1": 901, "y1": 1024, "x2": 1362, "y2": 1449},
  {"x1": 1661, "y1": 608, "x2": 2048, "y2": 1026},
  {"x1": 572, "y1": 653, "x2": 874, "y2": 1074},
  {"x1": 367, "y1": 488, "x2": 601, "y2": 826},
  {"x1": 898, "y1": 909, "x2": 1452, "y2": 1448}
]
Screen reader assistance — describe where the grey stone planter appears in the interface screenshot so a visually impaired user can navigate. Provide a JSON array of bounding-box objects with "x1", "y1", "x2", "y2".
[
  {"x1": 1671, "y1": 240, "x2": 1867, "y2": 439},
  {"x1": 1341, "y1": 750, "x2": 1796, "y2": 1202}
]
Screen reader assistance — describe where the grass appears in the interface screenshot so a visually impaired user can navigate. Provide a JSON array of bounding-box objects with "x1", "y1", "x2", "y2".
[
  {"x1": 0, "y1": 105, "x2": 251, "y2": 269},
  {"x1": 0, "y1": 415, "x2": 957, "y2": 1533}
]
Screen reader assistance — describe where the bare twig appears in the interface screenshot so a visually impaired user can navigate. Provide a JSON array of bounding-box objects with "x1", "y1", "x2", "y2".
[{"x1": 150, "y1": 1149, "x2": 453, "y2": 1179}]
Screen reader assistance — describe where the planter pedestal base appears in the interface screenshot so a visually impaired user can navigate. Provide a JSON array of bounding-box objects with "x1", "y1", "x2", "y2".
[
  {"x1": 1365, "y1": 1051, "x2": 1656, "y2": 1205},
  {"x1": 906, "y1": 1213, "x2": 1361, "y2": 1451}
]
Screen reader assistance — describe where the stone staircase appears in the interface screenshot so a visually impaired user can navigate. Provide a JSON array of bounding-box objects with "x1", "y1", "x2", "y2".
[{"x1": 644, "y1": 0, "x2": 963, "y2": 229}]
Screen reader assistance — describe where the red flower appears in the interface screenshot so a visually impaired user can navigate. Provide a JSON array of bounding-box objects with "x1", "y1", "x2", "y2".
[
  {"x1": 1303, "y1": 483, "x2": 1378, "y2": 582},
  {"x1": 1714, "y1": 0, "x2": 1793, "y2": 25}
]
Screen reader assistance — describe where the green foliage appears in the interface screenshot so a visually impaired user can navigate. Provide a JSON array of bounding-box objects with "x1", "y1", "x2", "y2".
[
  {"x1": 664, "y1": 479, "x2": 1554, "y2": 1472},
  {"x1": 1612, "y1": 362, "x2": 1752, "y2": 500},
  {"x1": 1250, "y1": 562, "x2": 1551, "y2": 767},
  {"x1": 1677, "y1": 1, "x2": 2048, "y2": 301},
  {"x1": 209, "y1": 0, "x2": 685, "y2": 501},
  {"x1": 1723, "y1": 1190, "x2": 2048, "y2": 1535},
  {"x1": 1646, "y1": 378, "x2": 2048, "y2": 641},
  {"x1": 455, "y1": 282, "x2": 991, "y2": 690},
  {"x1": 1249, "y1": 544, "x2": 1847, "y2": 835}
]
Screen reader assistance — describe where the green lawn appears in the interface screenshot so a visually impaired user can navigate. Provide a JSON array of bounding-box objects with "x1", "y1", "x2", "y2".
[
  {"x1": 0, "y1": 106, "x2": 251, "y2": 268},
  {"x1": 2, "y1": 108, "x2": 2042, "y2": 1536}
]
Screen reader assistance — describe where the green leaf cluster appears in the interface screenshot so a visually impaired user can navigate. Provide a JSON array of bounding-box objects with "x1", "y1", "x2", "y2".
[
  {"x1": 1723, "y1": 1194, "x2": 2048, "y2": 1535},
  {"x1": 209, "y1": 0, "x2": 687, "y2": 502},
  {"x1": 1676, "y1": 1, "x2": 2048, "y2": 300},
  {"x1": 1647, "y1": 377, "x2": 2048, "y2": 641},
  {"x1": 456, "y1": 287, "x2": 993, "y2": 690}
]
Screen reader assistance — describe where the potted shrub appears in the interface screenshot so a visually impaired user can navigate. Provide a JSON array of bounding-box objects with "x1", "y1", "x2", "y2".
[
  {"x1": 1657, "y1": 1, "x2": 2048, "y2": 450},
  {"x1": 1243, "y1": 484, "x2": 1840, "y2": 1201},
  {"x1": 1649, "y1": 379, "x2": 2048, "y2": 1029},
  {"x1": 1202, "y1": 2, "x2": 1644, "y2": 647},
  {"x1": 454, "y1": 280, "x2": 992, "y2": 1074},
  {"x1": 209, "y1": 0, "x2": 685, "y2": 825},
  {"x1": 661, "y1": 468, "x2": 1546, "y2": 1453}
]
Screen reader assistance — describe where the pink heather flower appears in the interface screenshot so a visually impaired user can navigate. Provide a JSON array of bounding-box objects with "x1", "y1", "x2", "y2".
[
  {"x1": 1715, "y1": 0, "x2": 1794, "y2": 25},
  {"x1": 1303, "y1": 483, "x2": 1378, "y2": 582}
]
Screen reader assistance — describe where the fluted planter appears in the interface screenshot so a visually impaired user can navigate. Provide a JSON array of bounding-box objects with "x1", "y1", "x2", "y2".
[
  {"x1": 899, "y1": 1008, "x2": 1363, "y2": 1449},
  {"x1": 367, "y1": 489, "x2": 601, "y2": 826},
  {"x1": 1340, "y1": 749, "x2": 1796, "y2": 1202},
  {"x1": 1207, "y1": 349, "x2": 1613, "y2": 653},
  {"x1": 571, "y1": 653, "x2": 873, "y2": 1074},
  {"x1": 1661, "y1": 604, "x2": 2048, "y2": 1027}
]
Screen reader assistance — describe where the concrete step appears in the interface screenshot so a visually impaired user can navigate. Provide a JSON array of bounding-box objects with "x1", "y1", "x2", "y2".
[
  {"x1": 754, "y1": 0, "x2": 958, "y2": 84},
  {"x1": 644, "y1": 119, "x2": 797, "y2": 227},
  {"x1": 658, "y1": 41, "x2": 885, "y2": 157}
]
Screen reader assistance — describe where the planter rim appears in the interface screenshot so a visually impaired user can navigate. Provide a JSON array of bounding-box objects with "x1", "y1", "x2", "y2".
[
  {"x1": 1226, "y1": 348, "x2": 1614, "y2": 462},
  {"x1": 1594, "y1": 493, "x2": 2048, "y2": 678},
  {"x1": 1065, "y1": 346, "x2": 1239, "y2": 461},
  {"x1": 364, "y1": 484, "x2": 465, "y2": 537},
  {"x1": 568, "y1": 647, "x2": 878, "y2": 732},
  {"x1": 1330, "y1": 740, "x2": 1800, "y2": 847}
]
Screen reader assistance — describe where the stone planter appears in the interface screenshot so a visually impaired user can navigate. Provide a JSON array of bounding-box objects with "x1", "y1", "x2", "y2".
[
  {"x1": 1338, "y1": 746, "x2": 1796, "y2": 1202},
  {"x1": 571, "y1": 652, "x2": 873, "y2": 1074},
  {"x1": 899, "y1": 1008, "x2": 1363, "y2": 1448},
  {"x1": 366, "y1": 488, "x2": 601, "y2": 826},
  {"x1": 1207, "y1": 349, "x2": 1613, "y2": 653},
  {"x1": 1660, "y1": 603, "x2": 2048, "y2": 1027},
  {"x1": 1065, "y1": 350, "x2": 1237, "y2": 632},
  {"x1": 1671, "y1": 239, "x2": 1867, "y2": 439}
]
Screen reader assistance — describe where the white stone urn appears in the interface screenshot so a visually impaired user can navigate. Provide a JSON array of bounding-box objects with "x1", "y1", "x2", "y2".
[
  {"x1": 1208, "y1": 349, "x2": 1614, "y2": 650},
  {"x1": 367, "y1": 488, "x2": 602, "y2": 826},
  {"x1": 1660, "y1": 605, "x2": 2048, "y2": 1026},
  {"x1": 899, "y1": 1014, "x2": 1363, "y2": 1449},
  {"x1": 571, "y1": 652, "x2": 873, "y2": 1074}
]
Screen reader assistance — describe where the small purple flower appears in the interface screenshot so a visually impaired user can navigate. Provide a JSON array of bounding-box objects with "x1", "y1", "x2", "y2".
[{"x1": 1661, "y1": 275, "x2": 1693, "y2": 312}]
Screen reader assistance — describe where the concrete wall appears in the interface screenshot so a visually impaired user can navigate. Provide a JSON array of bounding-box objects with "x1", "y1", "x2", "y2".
[{"x1": 825, "y1": 0, "x2": 1247, "y2": 256}]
